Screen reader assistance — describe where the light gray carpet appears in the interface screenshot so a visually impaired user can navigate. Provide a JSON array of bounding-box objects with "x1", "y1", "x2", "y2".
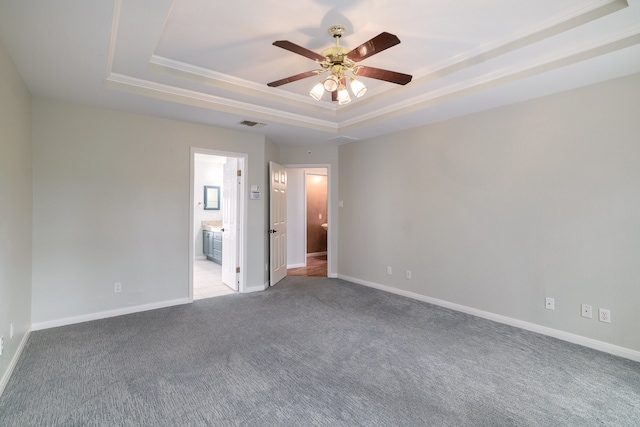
[{"x1": 1, "y1": 277, "x2": 639, "y2": 426}]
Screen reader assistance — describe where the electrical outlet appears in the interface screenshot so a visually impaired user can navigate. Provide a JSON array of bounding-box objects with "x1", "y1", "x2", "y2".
[
  {"x1": 387, "y1": 266, "x2": 392, "y2": 275},
  {"x1": 581, "y1": 304, "x2": 592, "y2": 319},
  {"x1": 0, "y1": 336, "x2": 4, "y2": 356},
  {"x1": 405, "y1": 270, "x2": 412, "y2": 279},
  {"x1": 545, "y1": 297, "x2": 555, "y2": 310},
  {"x1": 114, "y1": 282, "x2": 122, "y2": 293},
  {"x1": 599, "y1": 308, "x2": 611, "y2": 323}
]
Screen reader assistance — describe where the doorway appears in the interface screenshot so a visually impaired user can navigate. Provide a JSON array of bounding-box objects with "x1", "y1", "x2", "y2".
[
  {"x1": 190, "y1": 149, "x2": 246, "y2": 300},
  {"x1": 285, "y1": 167, "x2": 329, "y2": 277}
]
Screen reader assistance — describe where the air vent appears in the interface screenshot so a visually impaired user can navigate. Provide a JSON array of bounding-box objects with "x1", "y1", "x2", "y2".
[{"x1": 238, "y1": 120, "x2": 266, "y2": 128}]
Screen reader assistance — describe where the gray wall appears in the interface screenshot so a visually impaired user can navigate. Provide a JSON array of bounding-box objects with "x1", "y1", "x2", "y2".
[
  {"x1": 338, "y1": 72, "x2": 640, "y2": 352},
  {"x1": 32, "y1": 98, "x2": 270, "y2": 324},
  {"x1": 0, "y1": 41, "x2": 32, "y2": 388}
]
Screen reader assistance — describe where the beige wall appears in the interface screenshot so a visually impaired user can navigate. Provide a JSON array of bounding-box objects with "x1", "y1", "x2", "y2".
[
  {"x1": 0, "y1": 41, "x2": 32, "y2": 389},
  {"x1": 32, "y1": 98, "x2": 270, "y2": 323},
  {"x1": 339, "y1": 72, "x2": 640, "y2": 353}
]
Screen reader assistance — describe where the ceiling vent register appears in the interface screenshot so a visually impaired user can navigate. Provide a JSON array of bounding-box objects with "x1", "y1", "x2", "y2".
[{"x1": 238, "y1": 120, "x2": 266, "y2": 128}]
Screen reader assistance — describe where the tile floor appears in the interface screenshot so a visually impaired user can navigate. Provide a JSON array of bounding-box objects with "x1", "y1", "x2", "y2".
[{"x1": 193, "y1": 259, "x2": 236, "y2": 300}]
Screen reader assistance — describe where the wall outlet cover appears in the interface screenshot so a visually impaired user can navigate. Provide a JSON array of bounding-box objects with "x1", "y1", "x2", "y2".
[
  {"x1": 581, "y1": 304, "x2": 592, "y2": 319},
  {"x1": 599, "y1": 308, "x2": 611, "y2": 323},
  {"x1": 545, "y1": 297, "x2": 555, "y2": 310}
]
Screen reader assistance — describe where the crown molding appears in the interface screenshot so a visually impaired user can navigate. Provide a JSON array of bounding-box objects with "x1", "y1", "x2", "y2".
[
  {"x1": 103, "y1": 0, "x2": 635, "y2": 136},
  {"x1": 148, "y1": 55, "x2": 336, "y2": 113},
  {"x1": 106, "y1": 0, "x2": 122, "y2": 77},
  {"x1": 339, "y1": 0, "x2": 628, "y2": 115},
  {"x1": 105, "y1": 72, "x2": 339, "y2": 132},
  {"x1": 339, "y1": 28, "x2": 640, "y2": 132}
]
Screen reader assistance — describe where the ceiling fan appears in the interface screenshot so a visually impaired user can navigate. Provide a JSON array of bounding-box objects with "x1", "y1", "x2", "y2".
[{"x1": 267, "y1": 25, "x2": 412, "y2": 104}]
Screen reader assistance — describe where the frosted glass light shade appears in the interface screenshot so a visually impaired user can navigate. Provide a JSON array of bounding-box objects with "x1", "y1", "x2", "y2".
[
  {"x1": 349, "y1": 78, "x2": 367, "y2": 97},
  {"x1": 323, "y1": 75, "x2": 339, "y2": 92},
  {"x1": 309, "y1": 82, "x2": 325, "y2": 100},
  {"x1": 337, "y1": 87, "x2": 351, "y2": 105}
]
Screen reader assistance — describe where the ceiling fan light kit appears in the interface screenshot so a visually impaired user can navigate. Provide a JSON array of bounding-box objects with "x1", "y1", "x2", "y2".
[
  {"x1": 268, "y1": 24, "x2": 412, "y2": 104},
  {"x1": 349, "y1": 77, "x2": 367, "y2": 98},
  {"x1": 337, "y1": 86, "x2": 351, "y2": 105},
  {"x1": 309, "y1": 82, "x2": 325, "y2": 100},
  {"x1": 323, "y1": 74, "x2": 340, "y2": 92}
]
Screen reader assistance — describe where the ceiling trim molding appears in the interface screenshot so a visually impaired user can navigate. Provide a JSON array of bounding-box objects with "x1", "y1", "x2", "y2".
[
  {"x1": 339, "y1": 0, "x2": 628, "y2": 114},
  {"x1": 105, "y1": 72, "x2": 339, "y2": 132},
  {"x1": 339, "y1": 28, "x2": 640, "y2": 132},
  {"x1": 413, "y1": 0, "x2": 628, "y2": 82},
  {"x1": 106, "y1": 0, "x2": 122, "y2": 78},
  {"x1": 148, "y1": 55, "x2": 337, "y2": 113}
]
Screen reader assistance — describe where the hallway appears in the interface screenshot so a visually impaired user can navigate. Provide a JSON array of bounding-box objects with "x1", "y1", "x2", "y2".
[{"x1": 287, "y1": 254, "x2": 327, "y2": 277}]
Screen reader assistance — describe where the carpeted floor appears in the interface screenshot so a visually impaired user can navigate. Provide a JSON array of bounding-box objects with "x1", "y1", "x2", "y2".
[{"x1": 1, "y1": 277, "x2": 639, "y2": 426}]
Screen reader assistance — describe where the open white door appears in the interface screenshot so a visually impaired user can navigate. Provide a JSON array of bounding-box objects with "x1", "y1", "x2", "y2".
[
  {"x1": 269, "y1": 161, "x2": 287, "y2": 286},
  {"x1": 222, "y1": 157, "x2": 239, "y2": 291}
]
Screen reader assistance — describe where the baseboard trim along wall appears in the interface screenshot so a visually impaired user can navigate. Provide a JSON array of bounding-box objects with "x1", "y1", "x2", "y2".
[
  {"x1": 245, "y1": 281, "x2": 270, "y2": 293},
  {"x1": 339, "y1": 274, "x2": 640, "y2": 363},
  {"x1": 307, "y1": 252, "x2": 327, "y2": 257},
  {"x1": 0, "y1": 328, "x2": 31, "y2": 397},
  {"x1": 31, "y1": 298, "x2": 190, "y2": 331}
]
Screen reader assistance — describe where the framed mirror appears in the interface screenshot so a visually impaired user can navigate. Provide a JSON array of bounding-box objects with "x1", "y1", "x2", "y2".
[{"x1": 204, "y1": 185, "x2": 220, "y2": 210}]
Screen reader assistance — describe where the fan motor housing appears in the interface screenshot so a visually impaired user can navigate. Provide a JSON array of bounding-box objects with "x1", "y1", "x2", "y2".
[{"x1": 321, "y1": 46, "x2": 349, "y2": 63}]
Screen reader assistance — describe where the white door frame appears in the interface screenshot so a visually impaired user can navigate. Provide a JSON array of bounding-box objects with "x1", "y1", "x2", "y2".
[
  {"x1": 189, "y1": 147, "x2": 247, "y2": 301},
  {"x1": 284, "y1": 164, "x2": 332, "y2": 277}
]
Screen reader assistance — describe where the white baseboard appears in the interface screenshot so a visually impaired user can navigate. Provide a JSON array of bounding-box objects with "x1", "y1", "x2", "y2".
[
  {"x1": 307, "y1": 252, "x2": 327, "y2": 257},
  {"x1": 339, "y1": 274, "x2": 640, "y2": 363},
  {"x1": 31, "y1": 298, "x2": 190, "y2": 331},
  {"x1": 287, "y1": 263, "x2": 306, "y2": 269},
  {"x1": 328, "y1": 273, "x2": 338, "y2": 278},
  {"x1": 0, "y1": 327, "x2": 31, "y2": 397},
  {"x1": 194, "y1": 255, "x2": 206, "y2": 260},
  {"x1": 244, "y1": 281, "x2": 269, "y2": 293}
]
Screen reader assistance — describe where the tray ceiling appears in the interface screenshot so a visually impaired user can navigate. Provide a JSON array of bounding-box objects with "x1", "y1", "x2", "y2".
[{"x1": 1, "y1": 0, "x2": 639, "y2": 145}]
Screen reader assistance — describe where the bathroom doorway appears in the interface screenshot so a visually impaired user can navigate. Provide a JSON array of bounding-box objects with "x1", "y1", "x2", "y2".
[
  {"x1": 286, "y1": 167, "x2": 328, "y2": 277},
  {"x1": 190, "y1": 149, "x2": 246, "y2": 300}
]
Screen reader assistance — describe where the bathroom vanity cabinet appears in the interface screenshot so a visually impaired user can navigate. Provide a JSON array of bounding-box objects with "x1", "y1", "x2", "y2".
[{"x1": 203, "y1": 230, "x2": 222, "y2": 264}]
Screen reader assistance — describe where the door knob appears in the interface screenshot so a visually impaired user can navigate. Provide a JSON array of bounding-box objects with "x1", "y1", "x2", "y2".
[{"x1": 269, "y1": 229, "x2": 277, "y2": 234}]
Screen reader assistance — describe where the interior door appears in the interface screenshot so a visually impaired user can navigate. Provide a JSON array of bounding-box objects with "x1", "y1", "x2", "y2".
[
  {"x1": 269, "y1": 161, "x2": 287, "y2": 286},
  {"x1": 222, "y1": 157, "x2": 239, "y2": 291}
]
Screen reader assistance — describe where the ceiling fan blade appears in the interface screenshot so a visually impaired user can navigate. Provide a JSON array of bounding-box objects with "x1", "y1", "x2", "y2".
[
  {"x1": 273, "y1": 40, "x2": 326, "y2": 62},
  {"x1": 267, "y1": 70, "x2": 322, "y2": 87},
  {"x1": 346, "y1": 32, "x2": 401, "y2": 62},
  {"x1": 353, "y1": 66, "x2": 412, "y2": 85}
]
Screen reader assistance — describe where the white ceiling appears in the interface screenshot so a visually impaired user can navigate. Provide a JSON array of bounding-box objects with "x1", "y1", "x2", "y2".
[{"x1": 1, "y1": 0, "x2": 639, "y2": 146}]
